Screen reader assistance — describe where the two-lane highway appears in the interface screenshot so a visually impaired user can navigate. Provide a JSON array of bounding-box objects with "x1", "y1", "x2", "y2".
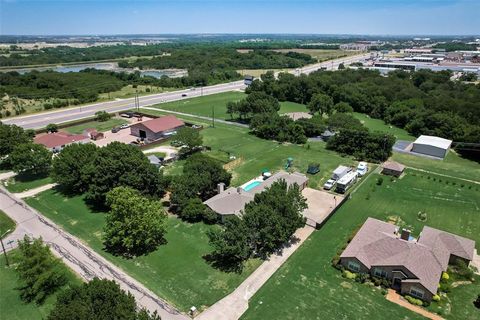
[{"x1": 3, "y1": 53, "x2": 370, "y2": 130}]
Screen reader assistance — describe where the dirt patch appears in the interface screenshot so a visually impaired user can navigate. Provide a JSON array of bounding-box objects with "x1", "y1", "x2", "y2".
[
  {"x1": 223, "y1": 157, "x2": 244, "y2": 171},
  {"x1": 451, "y1": 280, "x2": 471, "y2": 288}
]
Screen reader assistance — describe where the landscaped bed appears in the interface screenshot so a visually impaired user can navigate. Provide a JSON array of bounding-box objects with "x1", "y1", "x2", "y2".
[
  {"x1": 240, "y1": 170, "x2": 480, "y2": 320},
  {"x1": 25, "y1": 189, "x2": 262, "y2": 312}
]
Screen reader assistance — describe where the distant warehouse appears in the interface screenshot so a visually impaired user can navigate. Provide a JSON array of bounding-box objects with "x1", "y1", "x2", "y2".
[{"x1": 411, "y1": 135, "x2": 452, "y2": 159}]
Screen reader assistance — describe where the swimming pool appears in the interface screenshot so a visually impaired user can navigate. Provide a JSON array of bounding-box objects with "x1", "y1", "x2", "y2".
[{"x1": 243, "y1": 180, "x2": 262, "y2": 191}]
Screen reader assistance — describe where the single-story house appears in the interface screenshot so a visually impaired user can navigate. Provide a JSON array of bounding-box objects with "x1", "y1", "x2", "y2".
[
  {"x1": 204, "y1": 171, "x2": 309, "y2": 222},
  {"x1": 411, "y1": 135, "x2": 452, "y2": 159},
  {"x1": 130, "y1": 115, "x2": 184, "y2": 141},
  {"x1": 340, "y1": 217, "x2": 475, "y2": 302},
  {"x1": 381, "y1": 161, "x2": 405, "y2": 177},
  {"x1": 147, "y1": 155, "x2": 163, "y2": 167},
  {"x1": 34, "y1": 132, "x2": 90, "y2": 152}
]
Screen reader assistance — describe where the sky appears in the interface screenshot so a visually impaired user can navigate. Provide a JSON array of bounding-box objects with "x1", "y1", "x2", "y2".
[{"x1": 0, "y1": 0, "x2": 479, "y2": 36}]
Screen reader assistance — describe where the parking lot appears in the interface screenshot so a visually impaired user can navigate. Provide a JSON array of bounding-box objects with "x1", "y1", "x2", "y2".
[{"x1": 93, "y1": 115, "x2": 154, "y2": 147}]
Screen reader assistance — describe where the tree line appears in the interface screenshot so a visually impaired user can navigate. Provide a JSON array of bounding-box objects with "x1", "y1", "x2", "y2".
[{"x1": 246, "y1": 69, "x2": 480, "y2": 144}]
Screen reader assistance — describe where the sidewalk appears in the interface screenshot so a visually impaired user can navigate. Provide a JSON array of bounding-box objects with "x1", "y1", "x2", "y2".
[
  {"x1": 0, "y1": 187, "x2": 188, "y2": 320},
  {"x1": 386, "y1": 289, "x2": 443, "y2": 320},
  {"x1": 195, "y1": 225, "x2": 315, "y2": 320}
]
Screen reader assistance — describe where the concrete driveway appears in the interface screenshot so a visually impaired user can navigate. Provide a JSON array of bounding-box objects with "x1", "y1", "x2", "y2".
[{"x1": 302, "y1": 187, "x2": 344, "y2": 227}]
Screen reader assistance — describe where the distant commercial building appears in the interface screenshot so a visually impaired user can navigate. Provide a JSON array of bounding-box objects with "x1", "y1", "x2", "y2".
[
  {"x1": 411, "y1": 135, "x2": 452, "y2": 159},
  {"x1": 340, "y1": 42, "x2": 376, "y2": 51},
  {"x1": 130, "y1": 115, "x2": 184, "y2": 141}
]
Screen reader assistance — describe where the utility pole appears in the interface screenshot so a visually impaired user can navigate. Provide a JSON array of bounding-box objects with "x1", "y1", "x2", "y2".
[{"x1": 1, "y1": 229, "x2": 11, "y2": 267}]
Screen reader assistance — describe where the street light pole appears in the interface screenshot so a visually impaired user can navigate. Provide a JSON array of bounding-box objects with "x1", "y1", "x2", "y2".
[{"x1": 1, "y1": 229, "x2": 12, "y2": 267}]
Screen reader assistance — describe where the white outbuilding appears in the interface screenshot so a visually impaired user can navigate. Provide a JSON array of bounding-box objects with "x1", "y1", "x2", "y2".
[{"x1": 411, "y1": 135, "x2": 452, "y2": 159}]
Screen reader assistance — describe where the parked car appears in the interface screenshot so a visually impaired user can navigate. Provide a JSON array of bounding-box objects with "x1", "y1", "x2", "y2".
[
  {"x1": 119, "y1": 124, "x2": 129, "y2": 129},
  {"x1": 120, "y1": 112, "x2": 134, "y2": 118},
  {"x1": 181, "y1": 93, "x2": 188, "y2": 97},
  {"x1": 356, "y1": 162, "x2": 368, "y2": 176},
  {"x1": 111, "y1": 127, "x2": 120, "y2": 133},
  {"x1": 323, "y1": 179, "x2": 336, "y2": 190}
]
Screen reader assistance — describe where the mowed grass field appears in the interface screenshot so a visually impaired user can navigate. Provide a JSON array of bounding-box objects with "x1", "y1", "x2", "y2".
[
  {"x1": 2, "y1": 173, "x2": 53, "y2": 193},
  {"x1": 241, "y1": 170, "x2": 480, "y2": 320},
  {"x1": 63, "y1": 118, "x2": 127, "y2": 134},
  {"x1": 0, "y1": 210, "x2": 15, "y2": 238},
  {"x1": 25, "y1": 190, "x2": 262, "y2": 312},
  {"x1": 352, "y1": 112, "x2": 415, "y2": 141},
  {"x1": 0, "y1": 249, "x2": 82, "y2": 320},
  {"x1": 154, "y1": 91, "x2": 307, "y2": 121}
]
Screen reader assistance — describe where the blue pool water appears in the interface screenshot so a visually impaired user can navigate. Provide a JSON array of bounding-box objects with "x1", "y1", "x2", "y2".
[{"x1": 243, "y1": 181, "x2": 262, "y2": 191}]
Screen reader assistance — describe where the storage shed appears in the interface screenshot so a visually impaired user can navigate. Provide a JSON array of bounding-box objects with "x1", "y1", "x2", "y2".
[{"x1": 411, "y1": 135, "x2": 452, "y2": 159}]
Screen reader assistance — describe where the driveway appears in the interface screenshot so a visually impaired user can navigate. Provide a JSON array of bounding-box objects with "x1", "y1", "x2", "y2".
[
  {"x1": 302, "y1": 188, "x2": 344, "y2": 227},
  {"x1": 0, "y1": 187, "x2": 188, "y2": 320}
]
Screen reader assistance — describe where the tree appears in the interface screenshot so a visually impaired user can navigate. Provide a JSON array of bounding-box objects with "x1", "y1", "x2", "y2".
[
  {"x1": 16, "y1": 236, "x2": 68, "y2": 304},
  {"x1": 175, "y1": 126, "x2": 203, "y2": 157},
  {"x1": 46, "y1": 123, "x2": 58, "y2": 133},
  {"x1": 104, "y1": 186, "x2": 167, "y2": 257},
  {"x1": 9, "y1": 143, "x2": 52, "y2": 175},
  {"x1": 326, "y1": 113, "x2": 366, "y2": 132},
  {"x1": 307, "y1": 93, "x2": 334, "y2": 116},
  {"x1": 86, "y1": 142, "x2": 165, "y2": 206},
  {"x1": 207, "y1": 216, "x2": 251, "y2": 271},
  {"x1": 334, "y1": 102, "x2": 353, "y2": 113},
  {"x1": 95, "y1": 111, "x2": 111, "y2": 122},
  {"x1": 51, "y1": 143, "x2": 98, "y2": 194},
  {"x1": 180, "y1": 197, "x2": 212, "y2": 222},
  {"x1": 474, "y1": 294, "x2": 480, "y2": 309},
  {"x1": 47, "y1": 278, "x2": 160, "y2": 320},
  {"x1": 0, "y1": 123, "x2": 33, "y2": 157}
]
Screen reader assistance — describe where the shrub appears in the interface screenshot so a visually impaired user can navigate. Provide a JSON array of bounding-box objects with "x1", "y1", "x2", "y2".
[
  {"x1": 439, "y1": 282, "x2": 451, "y2": 293},
  {"x1": 432, "y1": 294, "x2": 441, "y2": 302},
  {"x1": 342, "y1": 270, "x2": 356, "y2": 279},
  {"x1": 46, "y1": 123, "x2": 58, "y2": 133},
  {"x1": 376, "y1": 177, "x2": 383, "y2": 186},
  {"x1": 441, "y1": 272, "x2": 449, "y2": 281},
  {"x1": 95, "y1": 111, "x2": 111, "y2": 122},
  {"x1": 405, "y1": 295, "x2": 423, "y2": 306},
  {"x1": 423, "y1": 300, "x2": 430, "y2": 307},
  {"x1": 381, "y1": 288, "x2": 388, "y2": 295}
]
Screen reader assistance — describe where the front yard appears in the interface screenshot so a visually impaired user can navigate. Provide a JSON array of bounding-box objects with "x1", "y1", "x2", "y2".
[
  {"x1": 2, "y1": 172, "x2": 53, "y2": 193},
  {"x1": 241, "y1": 170, "x2": 480, "y2": 320},
  {"x1": 25, "y1": 189, "x2": 262, "y2": 312}
]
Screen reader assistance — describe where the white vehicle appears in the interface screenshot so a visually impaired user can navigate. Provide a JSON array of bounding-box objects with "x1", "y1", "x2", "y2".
[
  {"x1": 335, "y1": 171, "x2": 358, "y2": 193},
  {"x1": 323, "y1": 179, "x2": 336, "y2": 190},
  {"x1": 119, "y1": 124, "x2": 129, "y2": 129},
  {"x1": 356, "y1": 162, "x2": 368, "y2": 176}
]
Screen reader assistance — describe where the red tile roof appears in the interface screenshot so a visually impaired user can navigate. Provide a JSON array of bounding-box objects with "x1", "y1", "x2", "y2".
[
  {"x1": 136, "y1": 115, "x2": 184, "y2": 133},
  {"x1": 34, "y1": 132, "x2": 88, "y2": 149}
]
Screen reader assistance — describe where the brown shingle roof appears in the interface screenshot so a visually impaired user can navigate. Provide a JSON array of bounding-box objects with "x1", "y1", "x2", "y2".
[
  {"x1": 34, "y1": 132, "x2": 88, "y2": 149},
  {"x1": 382, "y1": 161, "x2": 405, "y2": 172},
  {"x1": 340, "y1": 218, "x2": 475, "y2": 295},
  {"x1": 136, "y1": 115, "x2": 184, "y2": 133}
]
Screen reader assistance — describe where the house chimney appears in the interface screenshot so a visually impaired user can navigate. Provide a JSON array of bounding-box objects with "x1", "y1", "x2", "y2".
[
  {"x1": 217, "y1": 183, "x2": 225, "y2": 194},
  {"x1": 400, "y1": 229, "x2": 411, "y2": 241},
  {"x1": 237, "y1": 187, "x2": 242, "y2": 194}
]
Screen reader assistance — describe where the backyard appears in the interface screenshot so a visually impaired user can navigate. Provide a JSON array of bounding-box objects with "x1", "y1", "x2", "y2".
[
  {"x1": 0, "y1": 249, "x2": 82, "y2": 320},
  {"x1": 241, "y1": 170, "x2": 480, "y2": 320},
  {"x1": 25, "y1": 189, "x2": 262, "y2": 312}
]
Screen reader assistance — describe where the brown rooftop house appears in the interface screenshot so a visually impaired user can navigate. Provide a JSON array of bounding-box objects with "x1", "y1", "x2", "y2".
[
  {"x1": 130, "y1": 115, "x2": 184, "y2": 141},
  {"x1": 204, "y1": 172, "x2": 309, "y2": 222},
  {"x1": 381, "y1": 161, "x2": 405, "y2": 177},
  {"x1": 339, "y1": 218, "x2": 475, "y2": 302},
  {"x1": 34, "y1": 132, "x2": 90, "y2": 153}
]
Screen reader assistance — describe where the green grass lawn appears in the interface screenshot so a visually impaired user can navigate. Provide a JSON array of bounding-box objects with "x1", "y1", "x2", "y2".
[
  {"x1": 352, "y1": 112, "x2": 415, "y2": 141},
  {"x1": 0, "y1": 249, "x2": 82, "y2": 320},
  {"x1": 241, "y1": 170, "x2": 480, "y2": 320},
  {"x1": 98, "y1": 84, "x2": 176, "y2": 101},
  {"x1": 63, "y1": 118, "x2": 128, "y2": 134},
  {"x1": 2, "y1": 173, "x2": 53, "y2": 193},
  {"x1": 25, "y1": 189, "x2": 262, "y2": 312},
  {"x1": 0, "y1": 210, "x2": 15, "y2": 238},
  {"x1": 392, "y1": 151, "x2": 480, "y2": 183},
  {"x1": 153, "y1": 91, "x2": 307, "y2": 122}
]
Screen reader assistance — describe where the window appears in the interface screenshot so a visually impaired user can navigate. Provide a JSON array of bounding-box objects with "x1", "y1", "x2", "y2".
[
  {"x1": 410, "y1": 287, "x2": 424, "y2": 299},
  {"x1": 347, "y1": 261, "x2": 360, "y2": 272},
  {"x1": 373, "y1": 268, "x2": 387, "y2": 278}
]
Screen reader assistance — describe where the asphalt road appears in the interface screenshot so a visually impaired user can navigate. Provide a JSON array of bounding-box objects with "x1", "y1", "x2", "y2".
[{"x1": 3, "y1": 53, "x2": 370, "y2": 130}]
